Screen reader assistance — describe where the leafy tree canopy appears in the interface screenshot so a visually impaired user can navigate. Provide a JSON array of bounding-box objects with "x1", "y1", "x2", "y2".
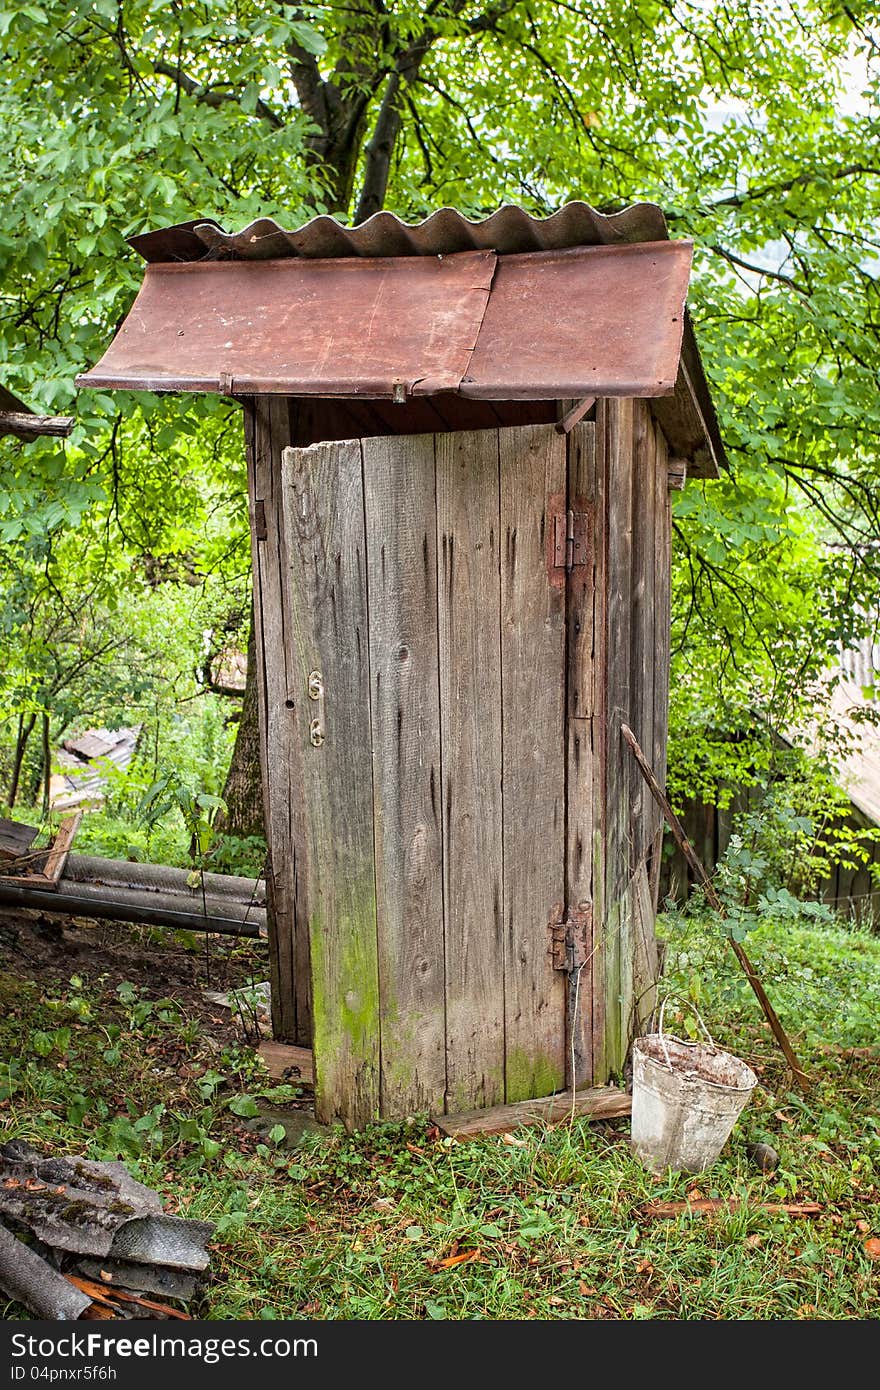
[{"x1": 1, "y1": 0, "x2": 879, "y2": 814}]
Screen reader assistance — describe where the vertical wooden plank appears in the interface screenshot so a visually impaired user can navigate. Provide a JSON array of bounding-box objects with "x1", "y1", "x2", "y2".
[
  {"x1": 281, "y1": 439, "x2": 380, "y2": 1128},
  {"x1": 598, "y1": 397, "x2": 634, "y2": 1078},
  {"x1": 247, "y1": 397, "x2": 305, "y2": 1043},
  {"x1": 631, "y1": 861, "x2": 659, "y2": 1032},
  {"x1": 567, "y1": 422, "x2": 599, "y2": 1086},
  {"x1": 437, "y1": 429, "x2": 505, "y2": 1112},
  {"x1": 650, "y1": 422, "x2": 672, "y2": 911},
  {"x1": 630, "y1": 400, "x2": 657, "y2": 862},
  {"x1": 653, "y1": 422, "x2": 672, "y2": 799},
  {"x1": 588, "y1": 409, "x2": 608, "y2": 1085},
  {"x1": 363, "y1": 434, "x2": 446, "y2": 1118},
  {"x1": 500, "y1": 424, "x2": 567, "y2": 1102}
]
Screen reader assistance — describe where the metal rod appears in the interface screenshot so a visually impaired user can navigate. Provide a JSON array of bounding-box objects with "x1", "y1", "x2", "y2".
[
  {"x1": 620, "y1": 721, "x2": 810, "y2": 1091},
  {"x1": 0, "y1": 881, "x2": 263, "y2": 938}
]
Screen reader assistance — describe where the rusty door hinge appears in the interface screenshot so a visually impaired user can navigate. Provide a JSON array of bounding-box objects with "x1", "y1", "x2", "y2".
[
  {"x1": 549, "y1": 902, "x2": 592, "y2": 971},
  {"x1": 253, "y1": 499, "x2": 267, "y2": 541},
  {"x1": 552, "y1": 509, "x2": 589, "y2": 571}
]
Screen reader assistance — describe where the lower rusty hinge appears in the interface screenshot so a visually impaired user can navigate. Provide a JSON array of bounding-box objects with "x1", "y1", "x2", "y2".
[{"x1": 549, "y1": 901, "x2": 591, "y2": 971}]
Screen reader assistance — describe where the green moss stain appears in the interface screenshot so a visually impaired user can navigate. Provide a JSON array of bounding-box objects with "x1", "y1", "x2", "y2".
[
  {"x1": 505, "y1": 1048, "x2": 563, "y2": 1105},
  {"x1": 378, "y1": 1006, "x2": 446, "y2": 1119},
  {"x1": 308, "y1": 880, "x2": 380, "y2": 1128}
]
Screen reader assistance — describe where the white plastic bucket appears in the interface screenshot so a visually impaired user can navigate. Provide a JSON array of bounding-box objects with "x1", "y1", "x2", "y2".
[{"x1": 631, "y1": 1000, "x2": 758, "y2": 1174}]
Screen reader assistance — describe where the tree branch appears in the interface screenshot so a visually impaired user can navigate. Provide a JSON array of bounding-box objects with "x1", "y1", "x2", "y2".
[{"x1": 153, "y1": 59, "x2": 283, "y2": 129}]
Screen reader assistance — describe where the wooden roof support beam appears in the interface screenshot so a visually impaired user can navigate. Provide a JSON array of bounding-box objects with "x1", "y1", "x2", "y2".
[
  {"x1": 0, "y1": 412, "x2": 75, "y2": 440},
  {"x1": 0, "y1": 411, "x2": 75, "y2": 440},
  {"x1": 555, "y1": 396, "x2": 596, "y2": 435}
]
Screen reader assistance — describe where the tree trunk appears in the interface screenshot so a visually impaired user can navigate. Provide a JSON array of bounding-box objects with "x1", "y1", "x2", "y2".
[
  {"x1": 40, "y1": 711, "x2": 51, "y2": 818},
  {"x1": 219, "y1": 618, "x2": 265, "y2": 839},
  {"x1": 222, "y1": 28, "x2": 440, "y2": 841},
  {"x1": 8, "y1": 712, "x2": 36, "y2": 808}
]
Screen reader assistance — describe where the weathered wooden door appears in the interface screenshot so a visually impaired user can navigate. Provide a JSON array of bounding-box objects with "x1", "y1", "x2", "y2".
[{"x1": 280, "y1": 422, "x2": 596, "y2": 1126}]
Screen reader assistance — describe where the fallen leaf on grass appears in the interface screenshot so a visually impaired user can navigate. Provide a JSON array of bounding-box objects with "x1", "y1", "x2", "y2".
[
  {"x1": 65, "y1": 1275, "x2": 190, "y2": 1320},
  {"x1": 856, "y1": 1219, "x2": 869, "y2": 1233},
  {"x1": 431, "y1": 1249, "x2": 481, "y2": 1271},
  {"x1": 864, "y1": 1238, "x2": 880, "y2": 1261},
  {"x1": 641, "y1": 1199, "x2": 822, "y2": 1218},
  {"x1": 501, "y1": 1132, "x2": 528, "y2": 1147}
]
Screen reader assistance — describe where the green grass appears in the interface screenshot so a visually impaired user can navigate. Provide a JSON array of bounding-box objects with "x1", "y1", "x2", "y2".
[{"x1": 1, "y1": 912, "x2": 878, "y2": 1320}]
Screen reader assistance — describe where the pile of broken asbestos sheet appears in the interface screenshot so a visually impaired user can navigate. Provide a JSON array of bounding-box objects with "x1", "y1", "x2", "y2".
[{"x1": 0, "y1": 1141, "x2": 213, "y2": 1320}]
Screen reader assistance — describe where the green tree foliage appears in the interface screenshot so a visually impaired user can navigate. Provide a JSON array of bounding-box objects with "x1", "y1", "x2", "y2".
[{"x1": 1, "y1": 1, "x2": 879, "y2": 833}]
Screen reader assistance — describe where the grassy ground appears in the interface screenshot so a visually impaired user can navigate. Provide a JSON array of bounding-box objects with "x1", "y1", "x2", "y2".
[{"x1": 0, "y1": 908, "x2": 878, "y2": 1320}]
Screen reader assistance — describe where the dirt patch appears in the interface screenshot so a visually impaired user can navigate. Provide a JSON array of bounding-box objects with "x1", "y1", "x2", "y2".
[{"x1": 0, "y1": 905, "x2": 267, "y2": 1044}]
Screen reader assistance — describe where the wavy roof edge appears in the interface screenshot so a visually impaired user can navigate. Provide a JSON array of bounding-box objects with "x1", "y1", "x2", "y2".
[{"x1": 128, "y1": 201, "x2": 671, "y2": 264}]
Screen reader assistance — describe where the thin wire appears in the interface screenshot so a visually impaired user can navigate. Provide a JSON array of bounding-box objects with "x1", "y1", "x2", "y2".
[{"x1": 568, "y1": 958, "x2": 587, "y2": 1124}]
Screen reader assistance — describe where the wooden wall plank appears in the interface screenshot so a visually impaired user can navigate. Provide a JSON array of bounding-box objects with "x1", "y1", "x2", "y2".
[
  {"x1": 652, "y1": 422, "x2": 672, "y2": 800},
  {"x1": 436, "y1": 429, "x2": 505, "y2": 1112},
  {"x1": 247, "y1": 398, "x2": 312, "y2": 1044},
  {"x1": 596, "y1": 398, "x2": 635, "y2": 1078},
  {"x1": 500, "y1": 424, "x2": 567, "y2": 1101},
  {"x1": 363, "y1": 434, "x2": 447, "y2": 1118},
  {"x1": 567, "y1": 422, "x2": 599, "y2": 1086},
  {"x1": 631, "y1": 860, "x2": 659, "y2": 1031},
  {"x1": 630, "y1": 400, "x2": 657, "y2": 863},
  {"x1": 281, "y1": 438, "x2": 380, "y2": 1128}
]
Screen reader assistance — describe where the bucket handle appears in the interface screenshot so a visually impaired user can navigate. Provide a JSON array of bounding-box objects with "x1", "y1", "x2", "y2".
[{"x1": 656, "y1": 994, "x2": 716, "y2": 1072}]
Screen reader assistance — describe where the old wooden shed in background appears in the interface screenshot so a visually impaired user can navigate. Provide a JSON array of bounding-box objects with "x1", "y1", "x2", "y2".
[{"x1": 78, "y1": 201, "x2": 725, "y2": 1129}]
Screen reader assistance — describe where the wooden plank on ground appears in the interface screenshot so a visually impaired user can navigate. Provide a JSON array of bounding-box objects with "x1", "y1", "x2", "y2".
[
  {"x1": 363, "y1": 433, "x2": 446, "y2": 1119},
  {"x1": 0, "y1": 818, "x2": 38, "y2": 862},
  {"x1": 566, "y1": 421, "x2": 599, "y2": 1087},
  {"x1": 500, "y1": 424, "x2": 567, "y2": 1102},
  {"x1": 436, "y1": 428, "x2": 505, "y2": 1113},
  {"x1": 257, "y1": 1041, "x2": 314, "y2": 1086},
  {"x1": 42, "y1": 811, "x2": 82, "y2": 886},
  {"x1": 282, "y1": 438, "x2": 380, "y2": 1129},
  {"x1": 434, "y1": 1085, "x2": 631, "y2": 1140}
]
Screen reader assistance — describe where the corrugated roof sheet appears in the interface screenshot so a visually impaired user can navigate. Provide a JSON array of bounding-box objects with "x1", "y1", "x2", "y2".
[
  {"x1": 76, "y1": 240, "x2": 694, "y2": 404},
  {"x1": 78, "y1": 201, "x2": 725, "y2": 474},
  {"x1": 129, "y1": 201, "x2": 670, "y2": 264}
]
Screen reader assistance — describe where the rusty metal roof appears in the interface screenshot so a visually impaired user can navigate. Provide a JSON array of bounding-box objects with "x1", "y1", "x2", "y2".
[
  {"x1": 77, "y1": 202, "x2": 725, "y2": 473},
  {"x1": 128, "y1": 201, "x2": 670, "y2": 264}
]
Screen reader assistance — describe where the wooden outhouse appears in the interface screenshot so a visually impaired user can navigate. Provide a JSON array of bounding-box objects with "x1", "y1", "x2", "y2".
[{"x1": 78, "y1": 201, "x2": 725, "y2": 1129}]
